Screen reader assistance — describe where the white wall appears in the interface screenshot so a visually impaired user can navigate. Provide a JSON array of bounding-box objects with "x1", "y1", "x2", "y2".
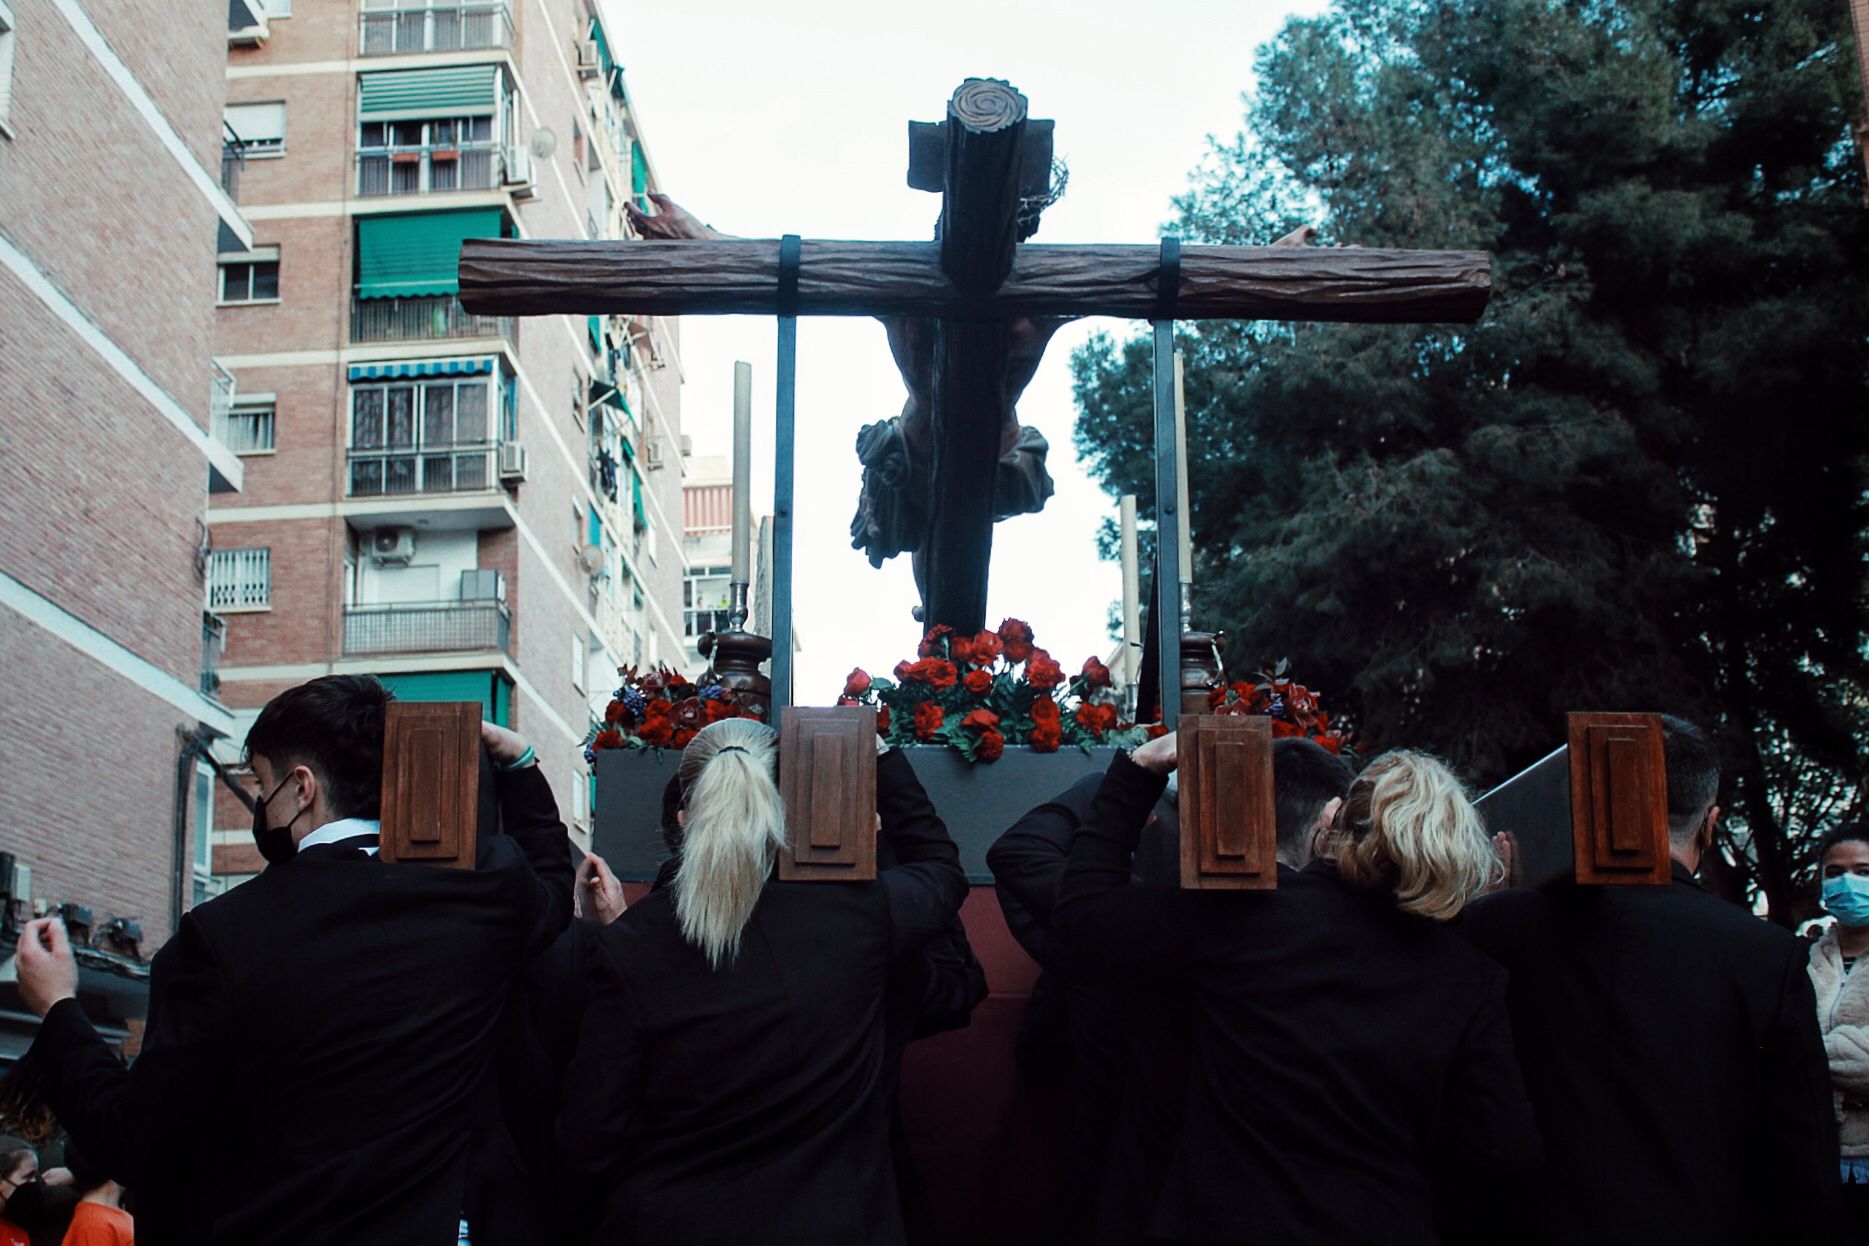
[{"x1": 357, "y1": 529, "x2": 480, "y2": 605}]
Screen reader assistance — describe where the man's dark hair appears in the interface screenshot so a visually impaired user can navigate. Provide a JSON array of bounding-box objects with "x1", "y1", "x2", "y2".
[
  {"x1": 1272, "y1": 738, "x2": 1354, "y2": 855},
  {"x1": 60, "y1": 1138, "x2": 108, "y2": 1196},
  {"x1": 1660, "y1": 714, "x2": 1720, "y2": 843},
  {"x1": 1815, "y1": 822, "x2": 1869, "y2": 868},
  {"x1": 244, "y1": 676, "x2": 394, "y2": 821}
]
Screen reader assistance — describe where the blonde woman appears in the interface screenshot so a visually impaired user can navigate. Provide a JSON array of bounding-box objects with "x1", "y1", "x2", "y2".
[
  {"x1": 1051, "y1": 732, "x2": 1536, "y2": 1246},
  {"x1": 558, "y1": 718, "x2": 966, "y2": 1246}
]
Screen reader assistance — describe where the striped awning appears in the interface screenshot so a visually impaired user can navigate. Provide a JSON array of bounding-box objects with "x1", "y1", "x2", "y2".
[
  {"x1": 359, "y1": 65, "x2": 502, "y2": 120},
  {"x1": 355, "y1": 208, "x2": 504, "y2": 299},
  {"x1": 348, "y1": 357, "x2": 495, "y2": 382}
]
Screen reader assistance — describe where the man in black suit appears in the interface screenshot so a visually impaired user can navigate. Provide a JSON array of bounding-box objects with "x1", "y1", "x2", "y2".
[
  {"x1": 989, "y1": 738, "x2": 1353, "y2": 1244},
  {"x1": 1460, "y1": 715, "x2": 1839, "y2": 1244},
  {"x1": 14, "y1": 675, "x2": 573, "y2": 1246}
]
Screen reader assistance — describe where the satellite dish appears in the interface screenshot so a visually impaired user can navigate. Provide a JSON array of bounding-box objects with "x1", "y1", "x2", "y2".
[
  {"x1": 577, "y1": 543, "x2": 604, "y2": 576},
  {"x1": 530, "y1": 128, "x2": 558, "y2": 159}
]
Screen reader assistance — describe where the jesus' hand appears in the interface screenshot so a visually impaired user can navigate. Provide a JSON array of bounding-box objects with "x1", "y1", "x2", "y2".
[
  {"x1": 16, "y1": 918, "x2": 77, "y2": 1018},
  {"x1": 624, "y1": 192, "x2": 723, "y2": 242}
]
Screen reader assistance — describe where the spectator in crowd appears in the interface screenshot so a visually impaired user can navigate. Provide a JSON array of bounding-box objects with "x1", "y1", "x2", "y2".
[
  {"x1": 1810, "y1": 821, "x2": 1869, "y2": 1242},
  {"x1": 1051, "y1": 733, "x2": 1535, "y2": 1244},
  {"x1": 0, "y1": 1136, "x2": 37, "y2": 1246},
  {"x1": 1462, "y1": 714, "x2": 1838, "y2": 1244}
]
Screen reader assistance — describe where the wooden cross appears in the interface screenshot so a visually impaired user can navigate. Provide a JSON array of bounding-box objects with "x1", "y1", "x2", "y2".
[{"x1": 459, "y1": 77, "x2": 1490, "y2": 708}]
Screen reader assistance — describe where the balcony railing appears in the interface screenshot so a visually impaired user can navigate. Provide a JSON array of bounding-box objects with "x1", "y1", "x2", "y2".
[
  {"x1": 210, "y1": 360, "x2": 237, "y2": 427},
  {"x1": 357, "y1": 143, "x2": 502, "y2": 197},
  {"x1": 348, "y1": 440, "x2": 497, "y2": 497},
  {"x1": 200, "y1": 612, "x2": 227, "y2": 698},
  {"x1": 359, "y1": 1, "x2": 513, "y2": 56},
  {"x1": 350, "y1": 295, "x2": 511, "y2": 344},
  {"x1": 221, "y1": 123, "x2": 247, "y2": 200},
  {"x1": 343, "y1": 600, "x2": 511, "y2": 656}
]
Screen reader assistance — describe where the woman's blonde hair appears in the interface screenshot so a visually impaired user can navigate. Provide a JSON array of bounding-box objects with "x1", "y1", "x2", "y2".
[
  {"x1": 1332, "y1": 750, "x2": 1499, "y2": 921},
  {"x1": 674, "y1": 717, "x2": 787, "y2": 968}
]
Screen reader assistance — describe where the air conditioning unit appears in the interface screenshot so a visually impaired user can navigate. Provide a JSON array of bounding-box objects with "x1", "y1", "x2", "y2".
[
  {"x1": 498, "y1": 441, "x2": 528, "y2": 484},
  {"x1": 370, "y1": 527, "x2": 415, "y2": 565},
  {"x1": 680, "y1": 434, "x2": 694, "y2": 458},
  {"x1": 576, "y1": 543, "x2": 605, "y2": 577},
  {"x1": 501, "y1": 147, "x2": 536, "y2": 198},
  {"x1": 646, "y1": 441, "x2": 665, "y2": 470},
  {"x1": 575, "y1": 40, "x2": 601, "y2": 78}
]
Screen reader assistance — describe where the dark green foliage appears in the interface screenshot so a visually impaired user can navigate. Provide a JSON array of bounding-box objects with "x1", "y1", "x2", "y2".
[{"x1": 1072, "y1": 0, "x2": 1869, "y2": 921}]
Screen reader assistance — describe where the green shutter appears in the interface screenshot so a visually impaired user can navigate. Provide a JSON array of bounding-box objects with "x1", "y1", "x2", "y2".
[
  {"x1": 356, "y1": 208, "x2": 504, "y2": 299},
  {"x1": 631, "y1": 142, "x2": 649, "y2": 208},
  {"x1": 631, "y1": 466, "x2": 646, "y2": 530},
  {"x1": 359, "y1": 65, "x2": 501, "y2": 120},
  {"x1": 588, "y1": 315, "x2": 603, "y2": 352},
  {"x1": 588, "y1": 18, "x2": 615, "y2": 75},
  {"x1": 377, "y1": 670, "x2": 512, "y2": 727}
]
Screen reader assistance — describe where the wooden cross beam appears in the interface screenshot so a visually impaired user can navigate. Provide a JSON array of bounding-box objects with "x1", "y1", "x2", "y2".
[{"x1": 458, "y1": 77, "x2": 1491, "y2": 641}]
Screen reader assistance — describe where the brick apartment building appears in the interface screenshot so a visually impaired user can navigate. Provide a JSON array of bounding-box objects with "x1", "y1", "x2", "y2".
[
  {"x1": 0, "y1": 0, "x2": 257, "y2": 1051},
  {"x1": 208, "y1": 0, "x2": 689, "y2": 874}
]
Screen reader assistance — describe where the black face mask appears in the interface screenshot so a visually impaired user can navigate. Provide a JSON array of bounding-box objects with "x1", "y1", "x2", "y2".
[{"x1": 252, "y1": 773, "x2": 307, "y2": 865}]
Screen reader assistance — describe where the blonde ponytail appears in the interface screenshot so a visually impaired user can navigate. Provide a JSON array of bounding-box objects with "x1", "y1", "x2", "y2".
[
  {"x1": 674, "y1": 718, "x2": 787, "y2": 968},
  {"x1": 1333, "y1": 751, "x2": 1498, "y2": 921}
]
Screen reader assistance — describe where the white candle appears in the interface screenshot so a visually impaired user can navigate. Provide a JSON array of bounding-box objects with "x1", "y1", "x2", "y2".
[
  {"x1": 731, "y1": 360, "x2": 752, "y2": 586},
  {"x1": 1120, "y1": 494, "x2": 1141, "y2": 690}
]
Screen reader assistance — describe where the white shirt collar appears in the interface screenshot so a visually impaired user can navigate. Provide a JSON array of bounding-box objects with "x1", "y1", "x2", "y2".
[{"x1": 297, "y1": 817, "x2": 381, "y2": 856}]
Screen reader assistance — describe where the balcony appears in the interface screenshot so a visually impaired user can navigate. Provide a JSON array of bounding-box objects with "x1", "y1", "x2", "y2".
[
  {"x1": 220, "y1": 125, "x2": 247, "y2": 200},
  {"x1": 348, "y1": 440, "x2": 497, "y2": 497},
  {"x1": 350, "y1": 295, "x2": 511, "y2": 344},
  {"x1": 359, "y1": 1, "x2": 513, "y2": 56},
  {"x1": 200, "y1": 612, "x2": 227, "y2": 699},
  {"x1": 343, "y1": 600, "x2": 510, "y2": 656},
  {"x1": 357, "y1": 143, "x2": 502, "y2": 197}
]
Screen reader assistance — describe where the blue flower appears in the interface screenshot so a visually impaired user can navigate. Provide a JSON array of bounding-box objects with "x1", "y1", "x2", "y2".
[
  {"x1": 583, "y1": 748, "x2": 597, "y2": 764},
  {"x1": 700, "y1": 684, "x2": 727, "y2": 702},
  {"x1": 623, "y1": 688, "x2": 648, "y2": 715}
]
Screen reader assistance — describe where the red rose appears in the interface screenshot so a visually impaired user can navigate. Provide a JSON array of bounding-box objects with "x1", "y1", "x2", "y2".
[
  {"x1": 593, "y1": 728, "x2": 625, "y2": 750},
  {"x1": 1208, "y1": 685, "x2": 1229, "y2": 710},
  {"x1": 962, "y1": 708, "x2": 1001, "y2": 733},
  {"x1": 1074, "y1": 703, "x2": 1118, "y2": 737},
  {"x1": 913, "y1": 701, "x2": 945, "y2": 742},
  {"x1": 706, "y1": 699, "x2": 735, "y2": 723},
  {"x1": 910, "y1": 658, "x2": 958, "y2": 690},
  {"x1": 970, "y1": 630, "x2": 1003, "y2": 664},
  {"x1": 918, "y1": 625, "x2": 954, "y2": 658},
  {"x1": 976, "y1": 730, "x2": 1005, "y2": 763},
  {"x1": 1271, "y1": 719, "x2": 1303, "y2": 738},
  {"x1": 1025, "y1": 649, "x2": 1064, "y2": 690},
  {"x1": 1030, "y1": 695, "x2": 1061, "y2": 727},
  {"x1": 1081, "y1": 656, "x2": 1113, "y2": 689},
  {"x1": 639, "y1": 717, "x2": 674, "y2": 747},
  {"x1": 1145, "y1": 723, "x2": 1169, "y2": 740},
  {"x1": 949, "y1": 633, "x2": 976, "y2": 666},
  {"x1": 645, "y1": 698, "x2": 672, "y2": 720},
  {"x1": 1030, "y1": 721, "x2": 1062, "y2": 753},
  {"x1": 844, "y1": 667, "x2": 872, "y2": 698},
  {"x1": 998, "y1": 618, "x2": 1034, "y2": 664},
  {"x1": 671, "y1": 727, "x2": 697, "y2": 748},
  {"x1": 876, "y1": 705, "x2": 892, "y2": 735},
  {"x1": 894, "y1": 659, "x2": 914, "y2": 681},
  {"x1": 963, "y1": 668, "x2": 993, "y2": 697},
  {"x1": 603, "y1": 700, "x2": 629, "y2": 724}
]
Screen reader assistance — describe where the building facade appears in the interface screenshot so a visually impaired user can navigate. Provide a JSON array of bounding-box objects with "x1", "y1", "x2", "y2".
[
  {"x1": 0, "y1": 0, "x2": 260, "y2": 1049},
  {"x1": 209, "y1": 0, "x2": 687, "y2": 871}
]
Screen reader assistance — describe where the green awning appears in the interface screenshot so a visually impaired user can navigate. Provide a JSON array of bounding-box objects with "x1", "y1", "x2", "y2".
[
  {"x1": 359, "y1": 65, "x2": 501, "y2": 120},
  {"x1": 356, "y1": 208, "x2": 504, "y2": 299},
  {"x1": 631, "y1": 466, "x2": 646, "y2": 530},
  {"x1": 631, "y1": 141, "x2": 649, "y2": 208},
  {"x1": 589, "y1": 17, "x2": 615, "y2": 75},
  {"x1": 588, "y1": 315, "x2": 603, "y2": 352},
  {"x1": 377, "y1": 670, "x2": 512, "y2": 727}
]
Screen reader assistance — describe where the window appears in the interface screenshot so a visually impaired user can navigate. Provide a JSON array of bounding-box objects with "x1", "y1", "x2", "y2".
[
  {"x1": 684, "y1": 563, "x2": 732, "y2": 641},
  {"x1": 569, "y1": 765, "x2": 587, "y2": 827},
  {"x1": 0, "y1": 2, "x2": 16, "y2": 138},
  {"x1": 192, "y1": 765, "x2": 221, "y2": 907},
  {"x1": 208, "y1": 547, "x2": 272, "y2": 611},
  {"x1": 219, "y1": 397, "x2": 275, "y2": 454},
  {"x1": 571, "y1": 633, "x2": 586, "y2": 692},
  {"x1": 225, "y1": 102, "x2": 285, "y2": 157},
  {"x1": 220, "y1": 258, "x2": 280, "y2": 304},
  {"x1": 348, "y1": 377, "x2": 491, "y2": 495},
  {"x1": 356, "y1": 115, "x2": 497, "y2": 195}
]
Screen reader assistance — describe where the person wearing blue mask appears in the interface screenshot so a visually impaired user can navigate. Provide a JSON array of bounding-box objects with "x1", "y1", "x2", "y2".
[{"x1": 1812, "y1": 822, "x2": 1869, "y2": 1242}]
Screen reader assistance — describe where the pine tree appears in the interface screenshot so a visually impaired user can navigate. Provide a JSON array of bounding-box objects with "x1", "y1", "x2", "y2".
[{"x1": 1072, "y1": 0, "x2": 1869, "y2": 921}]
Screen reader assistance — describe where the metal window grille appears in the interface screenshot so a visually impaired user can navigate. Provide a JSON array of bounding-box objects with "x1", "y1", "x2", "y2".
[{"x1": 208, "y1": 548, "x2": 271, "y2": 611}]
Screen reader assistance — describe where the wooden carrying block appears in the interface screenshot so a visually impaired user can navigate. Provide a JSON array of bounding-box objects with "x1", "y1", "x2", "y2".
[
  {"x1": 380, "y1": 701, "x2": 481, "y2": 868},
  {"x1": 1179, "y1": 714, "x2": 1278, "y2": 890},
  {"x1": 778, "y1": 706, "x2": 878, "y2": 882},
  {"x1": 1568, "y1": 711, "x2": 1670, "y2": 886}
]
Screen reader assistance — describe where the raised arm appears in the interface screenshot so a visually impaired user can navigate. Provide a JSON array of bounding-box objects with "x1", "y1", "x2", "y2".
[
  {"x1": 987, "y1": 773, "x2": 1102, "y2": 970},
  {"x1": 1051, "y1": 738, "x2": 1186, "y2": 972},
  {"x1": 877, "y1": 749, "x2": 967, "y2": 959}
]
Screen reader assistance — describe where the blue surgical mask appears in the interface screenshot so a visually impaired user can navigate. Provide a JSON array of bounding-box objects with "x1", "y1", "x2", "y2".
[{"x1": 1823, "y1": 874, "x2": 1869, "y2": 928}]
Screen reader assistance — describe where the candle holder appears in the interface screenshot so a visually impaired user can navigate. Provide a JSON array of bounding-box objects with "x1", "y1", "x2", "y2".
[
  {"x1": 700, "y1": 627, "x2": 773, "y2": 723},
  {"x1": 1179, "y1": 629, "x2": 1226, "y2": 718},
  {"x1": 726, "y1": 580, "x2": 750, "y2": 633}
]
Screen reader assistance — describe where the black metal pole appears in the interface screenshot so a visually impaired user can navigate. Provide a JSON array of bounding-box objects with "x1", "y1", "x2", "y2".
[
  {"x1": 770, "y1": 235, "x2": 801, "y2": 710},
  {"x1": 1152, "y1": 238, "x2": 1181, "y2": 730}
]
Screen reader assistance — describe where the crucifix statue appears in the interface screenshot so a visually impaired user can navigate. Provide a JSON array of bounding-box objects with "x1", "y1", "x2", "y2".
[{"x1": 459, "y1": 77, "x2": 1489, "y2": 706}]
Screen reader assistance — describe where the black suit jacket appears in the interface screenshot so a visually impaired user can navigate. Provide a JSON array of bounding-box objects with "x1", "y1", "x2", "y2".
[
  {"x1": 1459, "y1": 862, "x2": 1839, "y2": 1245},
  {"x1": 558, "y1": 749, "x2": 967, "y2": 1246},
  {"x1": 25, "y1": 765, "x2": 574, "y2": 1246},
  {"x1": 1053, "y1": 753, "x2": 1539, "y2": 1246}
]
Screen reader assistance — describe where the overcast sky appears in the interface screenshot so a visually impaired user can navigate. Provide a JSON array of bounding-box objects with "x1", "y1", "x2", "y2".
[{"x1": 605, "y1": 0, "x2": 1323, "y2": 699}]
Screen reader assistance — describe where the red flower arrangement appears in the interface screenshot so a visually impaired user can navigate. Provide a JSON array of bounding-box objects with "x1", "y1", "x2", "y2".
[
  {"x1": 583, "y1": 665, "x2": 765, "y2": 758},
  {"x1": 1206, "y1": 658, "x2": 1352, "y2": 754},
  {"x1": 838, "y1": 618, "x2": 1149, "y2": 764}
]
